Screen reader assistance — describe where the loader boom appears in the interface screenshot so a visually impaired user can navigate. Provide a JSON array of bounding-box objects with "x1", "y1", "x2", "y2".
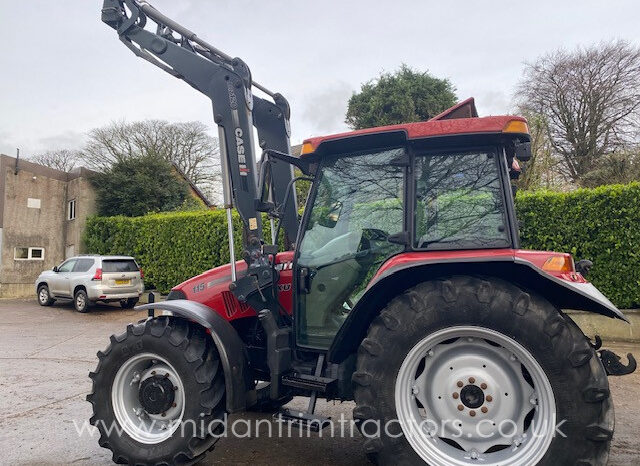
[{"x1": 101, "y1": 0, "x2": 299, "y2": 302}]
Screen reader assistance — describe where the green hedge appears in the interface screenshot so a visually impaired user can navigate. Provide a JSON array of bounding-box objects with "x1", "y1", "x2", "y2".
[
  {"x1": 516, "y1": 182, "x2": 640, "y2": 309},
  {"x1": 84, "y1": 183, "x2": 640, "y2": 308}
]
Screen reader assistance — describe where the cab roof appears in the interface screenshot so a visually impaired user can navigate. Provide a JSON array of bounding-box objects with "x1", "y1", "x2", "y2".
[{"x1": 301, "y1": 98, "x2": 528, "y2": 156}]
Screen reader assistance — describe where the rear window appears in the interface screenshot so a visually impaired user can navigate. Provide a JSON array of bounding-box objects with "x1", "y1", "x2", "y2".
[{"x1": 102, "y1": 259, "x2": 139, "y2": 272}]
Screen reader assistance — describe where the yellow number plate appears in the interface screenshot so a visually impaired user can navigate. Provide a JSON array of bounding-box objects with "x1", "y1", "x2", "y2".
[{"x1": 115, "y1": 279, "x2": 130, "y2": 285}]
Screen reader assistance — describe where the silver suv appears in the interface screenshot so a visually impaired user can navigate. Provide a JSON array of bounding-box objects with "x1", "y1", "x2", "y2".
[{"x1": 35, "y1": 255, "x2": 145, "y2": 312}]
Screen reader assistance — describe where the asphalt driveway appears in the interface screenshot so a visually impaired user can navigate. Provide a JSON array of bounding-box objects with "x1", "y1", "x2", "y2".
[{"x1": 0, "y1": 298, "x2": 638, "y2": 465}]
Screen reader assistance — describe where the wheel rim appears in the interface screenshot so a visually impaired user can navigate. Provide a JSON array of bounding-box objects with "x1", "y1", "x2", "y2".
[
  {"x1": 395, "y1": 326, "x2": 556, "y2": 466},
  {"x1": 76, "y1": 293, "x2": 86, "y2": 309},
  {"x1": 39, "y1": 288, "x2": 48, "y2": 304},
  {"x1": 111, "y1": 352, "x2": 185, "y2": 444}
]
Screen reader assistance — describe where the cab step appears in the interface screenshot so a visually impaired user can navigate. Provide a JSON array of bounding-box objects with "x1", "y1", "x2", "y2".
[{"x1": 281, "y1": 373, "x2": 337, "y2": 392}]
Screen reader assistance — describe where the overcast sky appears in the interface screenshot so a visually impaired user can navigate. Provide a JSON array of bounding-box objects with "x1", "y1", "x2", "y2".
[{"x1": 1, "y1": 0, "x2": 639, "y2": 158}]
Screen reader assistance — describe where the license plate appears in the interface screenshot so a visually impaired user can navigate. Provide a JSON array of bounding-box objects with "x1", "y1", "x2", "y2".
[{"x1": 115, "y1": 279, "x2": 130, "y2": 285}]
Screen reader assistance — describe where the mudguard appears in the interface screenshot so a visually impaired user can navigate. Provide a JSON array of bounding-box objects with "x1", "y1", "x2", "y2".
[
  {"x1": 136, "y1": 299, "x2": 254, "y2": 413},
  {"x1": 328, "y1": 257, "x2": 629, "y2": 364}
]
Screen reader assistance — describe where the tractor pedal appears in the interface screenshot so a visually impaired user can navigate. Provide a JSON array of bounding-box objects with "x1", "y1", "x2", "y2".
[
  {"x1": 281, "y1": 373, "x2": 337, "y2": 392},
  {"x1": 274, "y1": 408, "x2": 331, "y2": 432}
]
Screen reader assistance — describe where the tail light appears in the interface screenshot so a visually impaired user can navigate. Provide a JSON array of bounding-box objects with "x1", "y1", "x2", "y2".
[
  {"x1": 139, "y1": 268, "x2": 144, "y2": 279},
  {"x1": 92, "y1": 268, "x2": 103, "y2": 281}
]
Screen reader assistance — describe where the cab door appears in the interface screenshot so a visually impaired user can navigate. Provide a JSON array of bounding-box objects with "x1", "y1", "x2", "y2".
[{"x1": 294, "y1": 148, "x2": 406, "y2": 350}]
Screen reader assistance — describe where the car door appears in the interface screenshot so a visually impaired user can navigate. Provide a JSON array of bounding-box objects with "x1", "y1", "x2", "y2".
[{"x1": 49, "y1": 259, "x2": 77, "y2": 297}]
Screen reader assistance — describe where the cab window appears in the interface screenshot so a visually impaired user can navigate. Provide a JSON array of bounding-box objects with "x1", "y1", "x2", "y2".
[{"x1": 414, "y1": 149, "x2": 510, "y2": 250}]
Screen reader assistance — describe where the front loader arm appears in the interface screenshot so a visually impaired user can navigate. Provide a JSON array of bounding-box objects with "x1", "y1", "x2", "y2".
[{"x1": 101, "y1": 0, "x2": 299, "y2": 303}]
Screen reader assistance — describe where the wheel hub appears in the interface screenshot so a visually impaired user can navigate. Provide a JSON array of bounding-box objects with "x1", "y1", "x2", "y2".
[
  {"x1": 139, "y1": 375, "x2": 175, "y2": 414},
  {"x1": 460, "y1": 384, "x2": 484, "y2": 409}
]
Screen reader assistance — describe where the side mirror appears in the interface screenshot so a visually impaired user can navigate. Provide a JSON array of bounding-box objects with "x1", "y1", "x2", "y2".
[
  {"x1": 514, "y1": 141, "x2": 532, "y2": 162},
  {"x1": 52, "y1": 266, "x2": 59, "y2": 273},
  {"x1": 255, "y1": 160, "x2": 275, "y2": 212},
  {"x1": 317, "y1": 201, "x2": 343, "y2": 228}
]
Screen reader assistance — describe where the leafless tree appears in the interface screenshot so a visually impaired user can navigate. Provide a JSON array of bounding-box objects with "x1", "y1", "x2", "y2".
[
  {"x1": 514, "y1": 110, "x2": 565, "y2": 190},
  {"x1": 80, "y1": 120, "x2": 221, "y2": 202},
  {"x1": 517, "y1": 40, "x2": 640, "y2": 185},
  {"x1": 28, "y1": 149, "x2": 80, "y2": 172}
]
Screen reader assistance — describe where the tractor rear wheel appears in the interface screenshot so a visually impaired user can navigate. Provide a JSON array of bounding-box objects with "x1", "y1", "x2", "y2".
[
  {"x1": 87, "y1": 317, "x2": 226, "y2": 465},
  {"x1": 353, "y1": 276, "x2": 613, "y2": 466}
]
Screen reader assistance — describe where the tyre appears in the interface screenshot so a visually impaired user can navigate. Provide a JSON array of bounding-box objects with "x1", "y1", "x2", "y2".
[
  {"x1": 74, "y1": 289, "x2": 91, "y2": 313},
  {"x1": 37, "y1": 285, "x2": 55, "y2": 306},
  {"x1": 353, "y1": 276, "x2": 613, "y2": 466},
  {"x1": 120, "y1": 298, "x2": 139, "y2": 309},
  {"x1": 87, "y1": 317, "x2": 226, "y2": 465}
]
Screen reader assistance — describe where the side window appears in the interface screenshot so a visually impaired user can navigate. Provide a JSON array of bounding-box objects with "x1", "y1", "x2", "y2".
[
  {"x1": 73, "y1": 258, "x2": 95, "y2": 272},
  {"x1": 414, "y1": 150, "x2": 510, "y2": 249},
  {"x1": 58, "y1": 259, "x2": 77, "y2": 273}
]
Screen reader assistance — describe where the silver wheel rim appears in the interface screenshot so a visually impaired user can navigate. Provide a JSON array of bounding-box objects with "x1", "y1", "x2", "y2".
[
  {"x1": 76, "y1": 293, "x2": 85, "y2": 309},
  {"x1": 112, "y1": 352, "x2": 185, "y2": 444},
  {"x1": 39, "y1": 288, "x2": 48, "y2": 304},
  {"x1": 395, "y1": 326, "x2": 556, "y2": 466}
]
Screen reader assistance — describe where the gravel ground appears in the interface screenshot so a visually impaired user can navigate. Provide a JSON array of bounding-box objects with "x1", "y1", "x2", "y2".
[{"x1": 0, "y1": 298, "x2": 638, "y2": 465}]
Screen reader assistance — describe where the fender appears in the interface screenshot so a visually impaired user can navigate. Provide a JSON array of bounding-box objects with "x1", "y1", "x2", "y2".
[
  {"x1": 328, "y1": 257, "x2": 629, "y2": 364},
  {"x1": 136, "y1": 299, "x2": 254, "y2": 413}
]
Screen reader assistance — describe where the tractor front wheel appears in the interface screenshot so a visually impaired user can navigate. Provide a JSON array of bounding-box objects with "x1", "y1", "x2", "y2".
[
  {"x1": 353, "y1": 276, "x2": 613, "y2": 465},
  {"x1": 87, "y1": 317, "x2": 226, "y2": 465}
]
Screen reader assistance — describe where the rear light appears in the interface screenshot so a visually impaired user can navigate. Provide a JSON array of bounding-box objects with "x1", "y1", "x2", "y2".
[
  {"x1": 139, "y1": 268, "x2": 144, "y2": 279},
  {"x1": 542, "y1": 255, "x2": 573, "y2": 273},
  {"x1": 92, "y1": 268, "x2": 102, "y2": 280}
]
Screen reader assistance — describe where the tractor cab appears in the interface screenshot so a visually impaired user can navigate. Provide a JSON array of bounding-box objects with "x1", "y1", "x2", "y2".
[{"x1": 292, "y1": 99, "x2": 531, "y2": 349}]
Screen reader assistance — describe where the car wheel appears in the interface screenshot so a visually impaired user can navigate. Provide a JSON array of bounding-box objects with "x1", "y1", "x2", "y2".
[
  {"x1": 74, "y1": 289, "x2": 90, "y2": 313},
  {"x1": 120, "y1": 298, "x2": 139, "y2": 309},
  {"x1": 37, "y1": 285, "x2": 55, "y2": 306}
]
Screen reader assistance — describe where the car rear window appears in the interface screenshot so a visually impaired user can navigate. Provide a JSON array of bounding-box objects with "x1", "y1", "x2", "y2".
[{"x1": 102, "y1": 259, "x2": 139, "y2": 272}]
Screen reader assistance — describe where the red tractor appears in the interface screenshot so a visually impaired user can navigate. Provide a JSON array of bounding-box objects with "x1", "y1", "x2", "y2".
[{"x1": 90, "y1": 1, "x2": 636, "y2": 465}]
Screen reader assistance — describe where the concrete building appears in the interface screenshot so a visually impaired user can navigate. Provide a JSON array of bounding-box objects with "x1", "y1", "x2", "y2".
[
  {"x1": 0, "y1": 154, "x2": 215, "y2": 298},
  {"x1": 0, "y1": 154, "x2": 96, "y2": 298}
]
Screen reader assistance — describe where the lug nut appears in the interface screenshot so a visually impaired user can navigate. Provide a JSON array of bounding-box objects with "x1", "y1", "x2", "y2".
[
  {"x1": 452, "y1": 392, "x2": 459, "y2": 399},
  {"x1": 468, "y1": 377, "x2": 476, "y2": 384},
  {"x1": 481, "y1": 407, "x2": 488, "y2": 413},
  {"x1": 457, "y1": 381, "x2": 464, "y2": 388},
  {"x1": 481, "y1": 383, "x2": 487, "y2": 390},
  {"x1": 486, "y1": 395, "x2": 493, "y2": 402},
  {"x1": 469, "y1": 410, "x2": 476, "y2": 417},
  {"x1": 457, "y1": 405, "x2": 464, "y2": 411},
  {"x1": 470, "y1": 449, "x2": 479, "y2": 460}
]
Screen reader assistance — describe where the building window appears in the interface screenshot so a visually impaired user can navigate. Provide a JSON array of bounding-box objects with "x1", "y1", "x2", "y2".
[
  {"x1": 67, "y1": 199, "x2": 76, "y2": 220},
  {"x1": 14, "y1": 247, "x2": 45, "y2": 260}
]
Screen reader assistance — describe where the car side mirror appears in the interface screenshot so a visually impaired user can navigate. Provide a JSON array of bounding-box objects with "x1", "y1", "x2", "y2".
[{"x1": 52, "y1": 266, "x2": 59, "y2": 273}]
